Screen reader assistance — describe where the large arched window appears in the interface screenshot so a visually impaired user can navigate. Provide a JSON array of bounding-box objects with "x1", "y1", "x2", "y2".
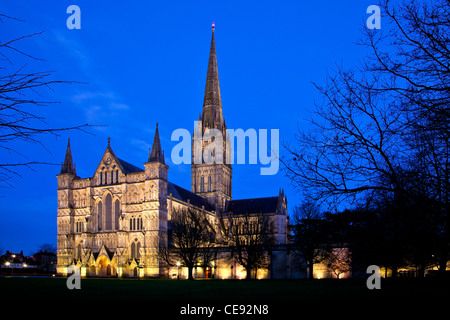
[
  {"x1": 114, "y1": 199, "x2": 120, "y2": 230},
  {"x1": 130, "y1": 239, "x2": 141, "y2": 260},
  {"x1": 136, "y1": 241, "x2": 141, "y2": 259},
  {"x1": 105, "y1": 194, "x2": 112, "y2": 230},
  {"x1": 97, "y1": 201, "x2": 103, "y2": 231}
]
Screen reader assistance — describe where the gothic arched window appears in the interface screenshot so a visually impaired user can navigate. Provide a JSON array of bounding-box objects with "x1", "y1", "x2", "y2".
[
  {"x1": 77, "y1": 243, "x2": 82, "y2": 260},
  {"x1": 130, "y1": 239, "x2": 141, "y2": 259},
  {"x1": 105, "y1": 194, "x2": 112, "y2": 230},
  {"x1": 114, "y1": 199, "x2": 120, "y2": 230},
  {"x1": 76, "y1": 221, "x2": 83, "y2": 233},
  {"x1": 130, "y1": 242, "x2": 135, "y2": 259},
  {"x1": 97, "y1": 201, "x2": 103, "y2": 231},
  {"x1": 129, "y1": 216, "x2": 143, "y2": 231},
  {"x1": 136, "y1": 241, "x2": 141, "y2": 259}
]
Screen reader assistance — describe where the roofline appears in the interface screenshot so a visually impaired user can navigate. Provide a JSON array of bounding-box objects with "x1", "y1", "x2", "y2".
[{"x1": 226, "y1": 196, "x2": 279, "y2": 202}]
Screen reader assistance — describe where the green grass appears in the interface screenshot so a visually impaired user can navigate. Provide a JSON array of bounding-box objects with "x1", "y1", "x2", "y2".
[
  {"x1": 1, "y1": 276, "x2": 448, "y2": 318},
  {"x1": 1, "y1": 276, "x2": 447, "y2": 303}
]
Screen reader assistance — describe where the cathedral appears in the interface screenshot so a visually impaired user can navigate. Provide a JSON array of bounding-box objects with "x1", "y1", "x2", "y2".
[{"x1": 56, "y1": 26, "x2": 292, "y2": 279}]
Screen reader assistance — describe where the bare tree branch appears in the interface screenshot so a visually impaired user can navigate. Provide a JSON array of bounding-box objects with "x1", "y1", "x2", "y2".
[{"x1": 0, "y1": 15, "x2": 95, "y2": 186}]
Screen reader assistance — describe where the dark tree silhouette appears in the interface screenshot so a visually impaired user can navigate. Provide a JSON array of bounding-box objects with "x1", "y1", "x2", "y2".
[
  {"x1": 160, "y1": 207, "x2": 216, "y2": 280},
  {"x1": 282, "y1": 0, "x2": 449, "y2": 276},
  {"x1": 291, "y1": 202, "x2": 328, "y2": 279},
  {"x1": 220, "y1": 212, "x2": 274, "y2": 279},
  {"x1": 0, "y1": 14, "x2": 91, "y2": 187}
]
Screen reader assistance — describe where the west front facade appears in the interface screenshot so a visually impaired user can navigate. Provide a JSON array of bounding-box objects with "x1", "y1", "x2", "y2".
[{"x1": 56, "y1": 26, "x2": 293, "y2": 279}]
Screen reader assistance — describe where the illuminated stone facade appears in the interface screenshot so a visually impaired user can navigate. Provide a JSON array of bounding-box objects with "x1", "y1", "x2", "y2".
[{"x1": 56, "y1": 26, "x2": 290, "y2": 278}]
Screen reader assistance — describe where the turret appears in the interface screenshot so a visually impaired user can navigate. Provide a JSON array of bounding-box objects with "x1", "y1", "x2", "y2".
[
  {"x1": 145, "y1": 123, "x2": 168, "y2": 181},
  {"x1": 57, "y1": 138, "x2": 77, "y2": 190},
  {"x1": 60, "y1": 138, "x2": 76, "y2": 175}
]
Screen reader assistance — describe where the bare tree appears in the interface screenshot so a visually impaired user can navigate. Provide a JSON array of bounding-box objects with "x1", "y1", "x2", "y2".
[
  {"x1": 160, "y1": 207, "x2": 216, "y2": 280},
  {"x1": 197, "y1": 242, "x2": 218, "y2": 279},
  {"x1": 0, "y1": 14, "x2": 91, "y2": 187},
  {"x1": 362, "y1": 0, "x2": 450, "y2": 275},
  {"x1": 221, "y1": 212, "x2": 274, "y2": 279},
  {"x1": 282, "y1": 0, "x2": 450, "y2": 276},
  {"x1": 363, "y1": 0, "x2": 450, "y2": 133},
  {"x1": 322, "y1": 247, "x2": 352, "y2": 279},
  {"x1": 282, "y1": 68, "x2": 405, "y2": 204},
  {"x1": 291, "y1": 202, "x2": 328, "y2": 279}
]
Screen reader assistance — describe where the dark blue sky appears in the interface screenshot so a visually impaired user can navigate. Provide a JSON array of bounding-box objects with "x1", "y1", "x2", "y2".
[{"x1": 0, "y1": 0, "x2": 376, "y2": 254}]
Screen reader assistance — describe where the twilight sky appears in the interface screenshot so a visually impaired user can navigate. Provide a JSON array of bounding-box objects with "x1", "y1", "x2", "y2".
[{"x1": 0, "y1": 0, "x2": 377, "y2": 254}]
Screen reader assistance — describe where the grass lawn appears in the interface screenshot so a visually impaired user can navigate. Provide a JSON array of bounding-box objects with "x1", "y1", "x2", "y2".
[{"x1": 1, "y1": 276, "x2": 447, "y2": 314}]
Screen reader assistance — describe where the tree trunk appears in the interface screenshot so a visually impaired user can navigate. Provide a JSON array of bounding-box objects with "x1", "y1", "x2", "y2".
[
  {"x1": 440, "y1": 202, "x2": 450, "y2": 278},
  {"x1": 188, "y1": 266, "x2": 194, "y2": 280},
  {"x1": 246, "y1": 267, "x2": 252, "y2": 280},
  {"x1": 438, "y1": 244, "x2": 448, "y2": 277},
  {"x1": 392, "y1": 266, "x2": 398, "y2": 279},
  {"x1": 308, "y1": 262, "x2": 314, "y2": 279}
]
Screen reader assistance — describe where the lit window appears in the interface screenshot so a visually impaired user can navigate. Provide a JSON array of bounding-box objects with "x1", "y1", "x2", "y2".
[
  {"x1": 97, "y1": 201, "x2": 103, "y2": 231},
  {"x1": 131, "y1": 239, "x2": 141, "y2": 259},
  {"x1": 105, "y1": 194, "x2": 112, "y2": 230}
]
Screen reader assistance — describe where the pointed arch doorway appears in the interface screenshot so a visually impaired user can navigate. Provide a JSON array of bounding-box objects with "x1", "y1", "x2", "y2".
[{"x1": 97, "y1": 256, "x2": 116, "y2": 277}]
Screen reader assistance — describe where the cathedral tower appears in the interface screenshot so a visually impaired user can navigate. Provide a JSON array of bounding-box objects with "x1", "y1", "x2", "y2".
[
  {"x1": 56, "y1": 138, "x2": 77, "y2": 274},
  {"x1": 191, "y1": 24, "x2": 232, "y2": 212},
  {"x1": 143, "y1": 123, "x2": 169, "y2": 277}
]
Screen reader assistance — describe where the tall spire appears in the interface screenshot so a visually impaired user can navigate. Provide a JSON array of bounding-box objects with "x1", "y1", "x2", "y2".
[
  {"x1": 191, "y1": 24, "x2": 232, "y2": 212},
  {"x1": 148, "y1": 123, "x2": 165, "y2": 164},
  {"x1": 60, "y1": 138, "x2": 76, "y2": 175},
  {"x1": 202, "y1": 23, "x2": 223, "y2": 129}
]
